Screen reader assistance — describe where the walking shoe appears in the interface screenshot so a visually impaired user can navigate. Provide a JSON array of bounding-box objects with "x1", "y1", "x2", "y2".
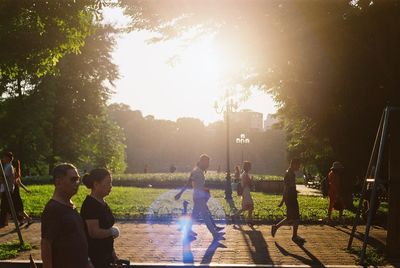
[{"x1": 271, "y1": 225, "x2": 277, "y2": 237}]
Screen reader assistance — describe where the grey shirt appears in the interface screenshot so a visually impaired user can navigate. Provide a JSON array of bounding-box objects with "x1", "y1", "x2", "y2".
[{"x1": 1, "y1": 163, "x2": 15, "y2": 192}]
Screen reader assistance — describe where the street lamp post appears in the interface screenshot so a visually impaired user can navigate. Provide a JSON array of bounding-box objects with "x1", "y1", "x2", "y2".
[
  {"x1": 214, "y1": 96, "x2": 237, "y2": 200},
  {"x1": 236, "y1": 133, "x2": 250, "y2": 164}
]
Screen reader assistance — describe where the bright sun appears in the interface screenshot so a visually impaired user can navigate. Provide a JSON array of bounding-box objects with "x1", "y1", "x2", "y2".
[{"x1": 107, "y1": 7, "x2": 277, "y2": 124}]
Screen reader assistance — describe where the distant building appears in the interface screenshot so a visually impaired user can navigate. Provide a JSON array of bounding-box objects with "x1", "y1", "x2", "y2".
[
  {"x1": 231, "y1": 109, "x2": 263, "y2": 131},
  {"x1": 264, "y1": 114, "x2": 278, "y2": 131}
]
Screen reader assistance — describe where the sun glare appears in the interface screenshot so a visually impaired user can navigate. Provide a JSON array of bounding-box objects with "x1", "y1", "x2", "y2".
[{"x1": 107, "y1": 9, "x2": 277, "y2": 124}]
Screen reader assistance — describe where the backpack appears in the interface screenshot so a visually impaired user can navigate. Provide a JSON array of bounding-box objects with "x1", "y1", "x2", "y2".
[{"x1": 236, "y1": 182, "x2": 243, "y2": 196}]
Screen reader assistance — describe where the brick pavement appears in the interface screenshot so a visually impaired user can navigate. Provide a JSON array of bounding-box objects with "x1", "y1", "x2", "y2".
[{"x1": 0, "y1": 221, "x2": 390, "y2": 266}]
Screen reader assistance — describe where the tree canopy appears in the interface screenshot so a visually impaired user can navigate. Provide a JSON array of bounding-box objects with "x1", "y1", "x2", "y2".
[{"x1": 120, "y1": 0, "x2": 400, "y2": 178}]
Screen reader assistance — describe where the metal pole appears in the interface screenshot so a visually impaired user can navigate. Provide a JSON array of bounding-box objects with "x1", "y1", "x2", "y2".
[
  {"x1": 360, "y1": 106, "x2": 390, "y2": 264},
  {"x1": 348, "y1": 110, "x2": 384, "y2": 249},
  {"x1": 241, "y1": 145, "x2": 244, "y2": 164},
  {"x1": 225, "y1": 100, "x2": 232, "y2": 200},
  {"x1": 0, "y1": 161, "x2": 24, "y2": 245}
]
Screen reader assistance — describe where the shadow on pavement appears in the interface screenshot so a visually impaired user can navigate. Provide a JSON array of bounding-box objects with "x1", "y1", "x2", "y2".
[
  {"x1": 200, "y1": 240, "x2": 227, "y2": 264},
  {"x1": 334, "y1": 225, "x2": 386, "y2": 249},
  {"x1": 274, "y1": 241, "x2": 323, "y2": 267},
  {"x1": 234, "y1": 224, "x2": 273, "y2": 264}
]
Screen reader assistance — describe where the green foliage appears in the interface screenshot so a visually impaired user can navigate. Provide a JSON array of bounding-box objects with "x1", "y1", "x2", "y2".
[
  {"x1": 347, "y1": 247, "x2": 385, "y2": 266},
  {"x1": 0, "y1": 241, "x2": 32, "y2": 260},
  {"x1": 0, "y1": 1, "x2": 97, "y2": 81},
  {"x1": 0, "y1": 22, "x2": 126, "y2": 174}
]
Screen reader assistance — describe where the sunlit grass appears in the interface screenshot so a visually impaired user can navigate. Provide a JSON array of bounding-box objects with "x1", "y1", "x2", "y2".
[{"x1": 19, "y1": 185, "x2": 369, "y2": 222}]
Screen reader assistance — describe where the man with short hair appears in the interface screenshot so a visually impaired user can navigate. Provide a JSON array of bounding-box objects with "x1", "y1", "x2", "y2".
[
  {"x1": 0, "y1": 151, "x2": 15, "y2": 227},
  {"x1": 41, "y1": 163, "x2": 93, "y2": 268}
]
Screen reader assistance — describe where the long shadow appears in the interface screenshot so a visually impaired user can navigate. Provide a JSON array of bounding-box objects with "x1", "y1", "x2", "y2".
[
  {"x1": 200, "y1": 240, "x2": 227, "y2": 264},
  {"x1": 233, "y1": 224, "x2": 273, "y2": 264},
  {"x1": 275, "y1": 241, "x2": 324, "y2": 267},
  {"x1": 334, "y1": 225, "x2": 386, "y2": 250},
  {"x1": 0, "y1": 227, "x2": 17, "y2": 238}
]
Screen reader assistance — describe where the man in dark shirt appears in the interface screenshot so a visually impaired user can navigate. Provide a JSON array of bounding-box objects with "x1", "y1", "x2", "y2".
[
  {"x1": 41, "y1": 163, "x2": 93, "y2": 268},
  {"x1": 271, "y1": 158, "x2": 305, "y2": 243}
]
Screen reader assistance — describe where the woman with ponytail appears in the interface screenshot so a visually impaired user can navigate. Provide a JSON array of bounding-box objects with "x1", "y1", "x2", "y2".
[{"x1": 80, "y1": 168, "x2": 120, "y2": 268}]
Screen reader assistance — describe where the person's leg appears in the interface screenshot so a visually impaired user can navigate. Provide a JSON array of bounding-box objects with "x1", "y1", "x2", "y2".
[
  {"x1": 292, "y1": 220, "x2": 299, "y2": 238},
  {"x1": 327, "y1": 196, "x2": 334, "y2": 220},
  {"x1": 271, "y1": 217, "x2": 290, "y2": 237},
  {"x1": 198, "y1": 200, "x2": 220, "y2": 237},
  {"x1": 187, "y1": 199, "x2": 201, "y2": 237},
  {"x1": 247, "y1": 209, "x2": 254, "y2": 226},
  {"x1": 234, "y1": 208, "x2": 244, "y2": 216},
  {"x1": 0, "y1": 193, "x2": 9, "y2": 226}
]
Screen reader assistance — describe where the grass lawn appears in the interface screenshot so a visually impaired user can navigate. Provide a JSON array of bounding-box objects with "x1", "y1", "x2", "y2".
[
  {"x1": 20, "y1": 185, "x2": 363, "y2": 222},
  {"x1": 0, "y1": 242, "x2": 32, "y2": 260}
]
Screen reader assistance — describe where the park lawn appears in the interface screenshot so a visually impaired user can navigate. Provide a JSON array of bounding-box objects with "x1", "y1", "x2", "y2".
[
  {"x1": 20, "y1": 185, "x2": 357, "y2": 222},
  {"x1": 0, "y1": 242, "x2": 32, "y2": 260}
]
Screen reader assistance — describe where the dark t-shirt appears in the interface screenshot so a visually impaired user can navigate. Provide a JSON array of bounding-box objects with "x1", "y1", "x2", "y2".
[
  {"x1": 80, "y1": 195, "x2": 115, "y2": 268},
  {"x1": 284, "y1": 169, "x2": 296, "y2": 189},
  {"x1": 41, "y1": 199, "x2": 88, "y2": 268}
]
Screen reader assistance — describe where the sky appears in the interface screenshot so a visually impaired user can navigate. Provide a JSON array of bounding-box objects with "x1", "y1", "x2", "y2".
[{"x1": 104, "y1": 8, "x2": 277, "y2": 125}]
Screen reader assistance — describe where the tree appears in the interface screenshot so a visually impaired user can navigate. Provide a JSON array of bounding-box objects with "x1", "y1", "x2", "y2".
[
  {"x1": 0, "y1": 22, "x2": 126, "y2": 174},
  {"x1": 120, "y1": 0, "x2": 400, "y2": 177},
  {"x1": 0, "y1": 0, "x2": 102, "y2": 83}
]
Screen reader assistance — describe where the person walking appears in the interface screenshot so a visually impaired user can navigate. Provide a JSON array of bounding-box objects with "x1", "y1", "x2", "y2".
[
  {"x1": 0, "y1": 151, "x2": 16, "y2": 227},
  {"x1": 233, "y1": 161, "x2": 254, "y2": 227},
  {"x1": 176, "y1": 154, "x2": 225, "y2": 241},
  {"x1": 327, "y1": 161, "x2": 345, "y2": 222},
  {"x1": 11, "y1": 159, "x2": 33, "y2": 225},
  {"x1": 41, "y1": 163, "x2": 93, "y2": 268},
  {"x1": 271, "y1": 158, "x2": 304, "y2": 243},
  {"x1": 80, "y1": 168, "x2": 120, "y2": 268}
]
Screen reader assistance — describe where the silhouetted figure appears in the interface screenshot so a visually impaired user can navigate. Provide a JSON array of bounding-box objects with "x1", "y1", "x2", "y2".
[
  {"x1": 144, "y1": 164, "x2": 148, "y2": 174},
  {"x1": 234, "y1": 165, "x2": 241, "y2": 183},
  {"x1": 0, "y1": 151, "x2": 15, "y2": 227},
  {"x1": 271, "y1": 159, "x2": 305, "y2": 243},
  {"x1": 327, "y1": 161, "x2": 345, "y2": 222},
  {"x1": 233, "y1": 161, "x2": 254, "y2": 226},
  {"x1": 170, "y1": 164, "x2": 177, "y2": 173},
  {"x1": 175, "y1": 154, "x2": 225, "y2": 241},
  {"x1": 81, "y1": 168, "x2": 122, "y2": 268},
  {"x1": 11, "y1": 159, "x2": 33, "y2": 225}
]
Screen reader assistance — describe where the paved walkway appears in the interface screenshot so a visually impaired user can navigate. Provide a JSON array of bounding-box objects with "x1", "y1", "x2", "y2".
[
  {"x1": 296, "y1": 185, "x2": 322, "y2": 196},
  {"x1": 0, "y1": 221, "x2": 392, "y2": 266}
]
